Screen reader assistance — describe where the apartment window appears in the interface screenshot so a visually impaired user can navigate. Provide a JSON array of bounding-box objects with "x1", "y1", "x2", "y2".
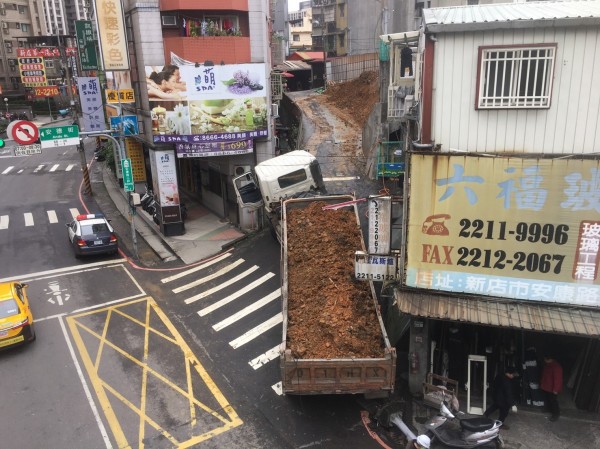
[
  {"x1": 21, "y1": 23, "x2": 28, "y2": 32},
  {"x1": 293, "y1": 34, "x2": 300, "y2": 42},
  {"x1": 18, "y1": 4, "x2": 26, "y2": 13},
  {"x1": 15, "y1": 22, "x2": 19, "y2": 29},
  {"x1": 45, "y1": 59, "x2": 53, "y2": 68},
  {"x1": 467, "y1": 0, "x2": 479, "y2": 5},
  {"x1": 476, "y1": 44, "x2": 556, "y2": 109},
  {"x1": 338, "y1": 4, "x2": 345, "y2": 17}
]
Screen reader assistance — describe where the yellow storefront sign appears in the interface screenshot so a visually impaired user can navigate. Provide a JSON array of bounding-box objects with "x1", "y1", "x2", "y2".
[{"x1": 406, "y1": 154, "x2": 600, "y2": 307}]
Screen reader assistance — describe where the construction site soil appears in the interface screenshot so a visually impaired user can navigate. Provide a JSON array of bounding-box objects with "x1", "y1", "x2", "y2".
[{"x1": 286, "y1": 201, "x2": 385, "y2": 359}]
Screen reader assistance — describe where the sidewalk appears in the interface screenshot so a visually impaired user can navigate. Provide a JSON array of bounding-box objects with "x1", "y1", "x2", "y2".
[{"x1": 91, "y1": 154, "x2": 246, "y2": 265}]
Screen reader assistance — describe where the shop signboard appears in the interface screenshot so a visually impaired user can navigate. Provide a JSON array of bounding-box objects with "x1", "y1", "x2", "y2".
[
  {"x1": 146, "y1": 61, "x2": 268, "y2": 146},
  {"x1": 406, "y1": 154, "x2": 600, "y2": 307},
  {"x1": 151, "y1": 150, "x2": 181, "y2": 224},
  {"x1": 175, "y1": 139, "x2": 253, "y2": 158},
  {"x1": 18, "y1": 56, "x2": 47, "y2": 87},
  {"x1": 93, "y1": 0, "x2": 129, "y2": 70},
  {"x1": 75, "y1": 20, "x2": 99, "y2": 70},
  {"x1": 77, "y1": 77, "x2": 106, "y2": 132}
]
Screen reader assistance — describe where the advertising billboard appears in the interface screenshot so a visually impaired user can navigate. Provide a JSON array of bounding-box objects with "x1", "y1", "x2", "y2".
[
  {"x1": 406, "y1": 154, "x2": 600, "y2": 307},
  {"x1": 145, "y1": 63, "x2": 268, "y2": 150},
  {"x1": 93, "y1": 0, "x2": 129, "y2": 70}
]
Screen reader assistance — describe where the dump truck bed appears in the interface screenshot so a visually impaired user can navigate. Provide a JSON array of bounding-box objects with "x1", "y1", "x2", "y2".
[{"x1": 280, "y1": 195, "x2": 396, "y2": 395}]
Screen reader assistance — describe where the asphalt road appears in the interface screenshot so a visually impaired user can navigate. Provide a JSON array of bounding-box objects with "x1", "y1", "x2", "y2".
[{"x1": 0, "y1": 139, "x2": 391, "y2": 448}]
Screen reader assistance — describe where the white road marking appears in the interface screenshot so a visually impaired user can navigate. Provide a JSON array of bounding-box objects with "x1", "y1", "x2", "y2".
[
  {"x1": 47, "y1": 210, "x2": 58, "y2": 223},
  {"x1": 184, "y1": 265, "x2": 258, "y2": 305},
  {"x1": 66, "y1": 164, "x2": 76, "y2": 171},
  {"x1": 0, "y1": 215, "x2": 8, "y2": 230},
  {"x1": 34, "y1": 165, "x2": 44, "y2": 172},
  {"x1": 213, "y1": 289, "x2": 280, "y2": 331},
  {"x1": 0, "y1": 259, "x2": 127, "y2": 283},
  {"x1": 229, "y1": 314, "x2": 283, "y2": 349},
  {"x1": 69, "y1": 208, "x2": 80, "y2": 219},
  {"x1": 197, "y1": 272, "x2": 275, "y2": 316},
  {"x1": 17, "y1": 169, "x2": 23, "y2": 173},
  {"x1": 58, "y1": 316, "x2": 114, "y2": 449},
  {"x1": 2, "y1": 166, "x2": 13, "y2": 174},
  {"x1": 271, "y1": 382, "x2": 283, "y2": 395},
  {"x1": 249, "y1": 345, "x2": 281, "y2": 370},
  {"x1": 160, "y1": 252, "x2": 232, "y2": 283},
  {"x1": 174, "y1": 258, "x2": 244, "y2": 294},
  {"x1": 24, "y1": 212, "x2": 34, "y2": 226},
  {"x1": 49, "y1": 164, "x2": 60, "y2": 172}
]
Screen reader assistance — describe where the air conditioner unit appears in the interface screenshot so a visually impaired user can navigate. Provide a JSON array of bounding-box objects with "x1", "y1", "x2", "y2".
[
  {"x1": 161, "y1": 15, "x2": 177, "y2": 26},
  {"x1": 233, "y1": 165, "x2": 251, "y2": 177},
  {"x1": 271, "y1": 103, "x2": 279, "y2": 118}
]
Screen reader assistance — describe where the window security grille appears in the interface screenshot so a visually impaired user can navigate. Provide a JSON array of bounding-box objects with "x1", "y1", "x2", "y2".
[{"x1": 477, "y1": 45, "x2": 556, "y2": 109}]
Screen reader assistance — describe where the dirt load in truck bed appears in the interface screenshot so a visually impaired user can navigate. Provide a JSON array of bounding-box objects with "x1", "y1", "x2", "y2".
[{"x1": 286, "y1": 201, "x2": 385, "y2": 359}]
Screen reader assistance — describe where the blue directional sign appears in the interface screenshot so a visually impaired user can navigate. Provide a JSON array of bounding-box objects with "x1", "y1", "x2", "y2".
[{"x1": 110, "y1": 115, "x2": 139, "y2": 137}]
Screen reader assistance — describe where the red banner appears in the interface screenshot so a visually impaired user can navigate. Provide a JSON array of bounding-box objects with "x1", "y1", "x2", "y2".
[
  {"x1": 16, "y1": 47, "x2": 77, "y2": 58},
  {"x1": 32, "y1": 85, "x2": 77, "y2": 98}
]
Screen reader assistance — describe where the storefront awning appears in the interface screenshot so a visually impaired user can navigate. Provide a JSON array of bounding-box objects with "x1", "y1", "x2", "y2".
[{"x1": 395, "y1": 290, "x2": 600, "y2": 338}]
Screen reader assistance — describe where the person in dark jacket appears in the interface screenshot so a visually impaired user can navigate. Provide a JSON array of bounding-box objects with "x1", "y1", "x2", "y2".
[
  {"x1": 484, "y1": 367, "x2": 518, "y2": 429},
  {"x1": 540, "y1": 355, "x2": 563, "y2": 422}
]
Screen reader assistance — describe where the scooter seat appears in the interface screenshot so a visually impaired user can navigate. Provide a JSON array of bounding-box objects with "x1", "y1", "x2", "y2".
[{"x1": 460, "y1": 417, "x2": 494, "y2": 433}]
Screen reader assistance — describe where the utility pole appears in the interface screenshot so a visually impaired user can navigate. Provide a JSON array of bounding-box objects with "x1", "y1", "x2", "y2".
[
  {"x1": 322, "y1": 3, "x2": 327, "y2": 87},
  {"x1": 58, "y1": 35, "x2": 76, "y2": 111},
  {"x1": 78, "y1": 139, "x2": 92, "y2": 195}
]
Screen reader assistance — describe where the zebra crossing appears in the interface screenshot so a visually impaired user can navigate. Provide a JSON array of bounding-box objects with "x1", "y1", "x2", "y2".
[
  {"x1": 161, "y1": 252, "x2": 285, "y2": 395},
  {"x1": 1, "y1": 163, "x2": 78, "y2": 175},
  {"x1": 0, "y1": 207, "x2": 82, "y2": 230}
]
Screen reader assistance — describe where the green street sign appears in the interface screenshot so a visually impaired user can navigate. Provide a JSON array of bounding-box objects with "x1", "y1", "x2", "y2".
[
  {"x1": 39, "y1": 125, "x2": 80, "y2": 149},
  {"x1": 75, "y1": 20, "x2": 99, "y2": 71},
  {"x1": 122, "y1": 158, "x2": 134, "y2": 192}
]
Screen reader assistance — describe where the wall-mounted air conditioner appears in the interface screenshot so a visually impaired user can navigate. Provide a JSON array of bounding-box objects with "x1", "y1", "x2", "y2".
[{"x1": 161, "y1": 15, "x2": 177, "y2": 26}]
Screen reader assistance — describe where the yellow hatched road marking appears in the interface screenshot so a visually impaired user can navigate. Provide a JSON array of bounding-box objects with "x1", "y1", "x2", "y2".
[{"x1": 67, "y1": 296, "x2": 242, "y2": 449}]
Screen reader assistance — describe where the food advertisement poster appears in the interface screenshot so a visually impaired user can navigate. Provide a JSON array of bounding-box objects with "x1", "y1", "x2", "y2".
[
  {"x1": 406, "y1": 154, "x2": 600, "y2": 307},
  {"x1": 145, "y1": 63, "x2": 268, "y2": 149}
]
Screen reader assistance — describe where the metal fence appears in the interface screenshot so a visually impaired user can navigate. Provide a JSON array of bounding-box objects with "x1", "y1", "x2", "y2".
[{"x1": 328, "y1": 52, "x2": 379, "y2": 83}]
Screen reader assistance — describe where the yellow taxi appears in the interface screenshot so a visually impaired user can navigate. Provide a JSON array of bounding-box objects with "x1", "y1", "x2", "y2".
[{"x1": 0, "y1": 282, "x2": 35, "y2": 350}]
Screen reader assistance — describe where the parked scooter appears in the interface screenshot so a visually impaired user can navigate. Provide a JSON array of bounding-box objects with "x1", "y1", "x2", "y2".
[{"x1": 374, "y1": 401, "x2": 503, "y2": 448}]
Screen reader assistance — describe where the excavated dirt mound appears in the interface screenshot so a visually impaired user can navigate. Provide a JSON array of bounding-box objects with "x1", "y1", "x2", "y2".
[
  {"x1": 286, "y1": 202, "x2": 385, "y2": 359},
  {"x1": 323, "y1": 70, "x2": 379, "y2": 128}
]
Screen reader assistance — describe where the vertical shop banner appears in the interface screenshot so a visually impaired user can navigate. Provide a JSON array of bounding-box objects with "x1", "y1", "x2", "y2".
[
  {"x1": 93, "y1": 0, "x2": 129, "y2": 70},
  {"x1": 77, "y1": 77, "x2": 106, "y2": 131},
  {"x1": 405, "y1": 154, "x2": 600, "y2": 307},
  {"x1": 146, "y1": 61, "x2": 268, "y2": 149},
  {"x1": 18, "y1": 56, "x2": 47, "y2": 87},
  {"x1": 151, "y1": 150, "x2": 181, "y2": 224},
  {"x1": 76, "y1": 20, "x2": 99, "y2": 70}
]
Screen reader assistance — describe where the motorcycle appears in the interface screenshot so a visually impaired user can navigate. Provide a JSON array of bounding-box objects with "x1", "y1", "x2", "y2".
[
  {"x1": 424, "y1": 401, "x2": 503, "y2": 448},
  {"x1": 374, "y1": 400, "x2": 503, "y2": 449}
]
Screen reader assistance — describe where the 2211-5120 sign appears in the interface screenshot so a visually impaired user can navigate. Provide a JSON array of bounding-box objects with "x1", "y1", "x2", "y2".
[{"x1": 406, "y1": 154, "x2": 600, "y2": 308}]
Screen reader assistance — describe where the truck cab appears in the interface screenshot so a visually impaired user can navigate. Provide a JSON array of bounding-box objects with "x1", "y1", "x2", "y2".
[{"x1": 233, "y1": 150, "x2": 326, "y2": 213}]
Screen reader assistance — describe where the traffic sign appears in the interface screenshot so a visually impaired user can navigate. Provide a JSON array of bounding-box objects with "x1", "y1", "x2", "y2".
[
  {"x1": 121, "y1": 158, "x2": 134, "y2": 192},
  {"x1": 10, "y1": 120, "x2": 39, "y2": 145},
  {"x1": 39, "y1": 125, "x2": 79, "y2": 149},
  {"x1": 14, "y1": 144, "x2": 42, "y2": 156}
]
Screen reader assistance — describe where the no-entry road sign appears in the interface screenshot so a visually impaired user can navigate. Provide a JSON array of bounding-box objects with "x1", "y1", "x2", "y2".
[{"x1": 9, "y1": 120, "x2": 39, "y2": 145}]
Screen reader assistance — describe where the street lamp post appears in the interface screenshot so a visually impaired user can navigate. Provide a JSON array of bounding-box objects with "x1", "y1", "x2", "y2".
[{"x1": 3, "y1": 97, "x2": 7, "y2": 116}]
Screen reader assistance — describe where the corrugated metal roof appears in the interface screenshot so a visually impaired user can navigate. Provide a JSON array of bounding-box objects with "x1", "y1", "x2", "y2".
[
  {"x1": 395, "y1": 290, "x2": 600, "y2": 337},
  {"x1": 424, "y1": 0, "x2": 600, "y2": 33},
  {"x1": 288, "y1": 51, "x2": 325, "y2": 61},
  {"x1": 276, "y1": 60, "x2": 312, "y2": 71}
]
